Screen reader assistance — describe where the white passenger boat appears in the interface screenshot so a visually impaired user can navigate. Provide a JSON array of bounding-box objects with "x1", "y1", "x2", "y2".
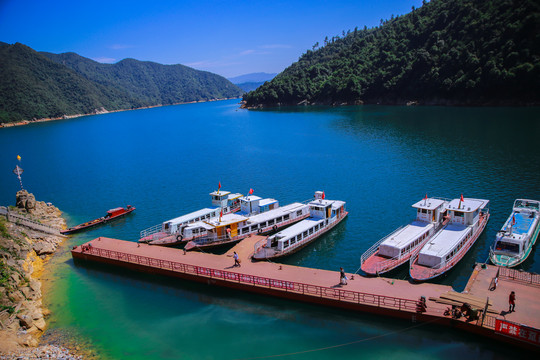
[
  {"x1": 252, "y1": 192, "x2": 347, "y2": 260},
  {"x1": 184, "y1": 197, "x2": 311, "y2": 251},
  {"x1": 360, "y1": 196, "x2": 449, "y2": 275},
  {"x1": 410, "y1": 196, "x2": 490, "y2": 281},
  {"x1": 138, "y1": 189, "x2": 242, "y2": 245},
  {"x1": 490, "y1": 199, "x2": 540, "y2": 268}
]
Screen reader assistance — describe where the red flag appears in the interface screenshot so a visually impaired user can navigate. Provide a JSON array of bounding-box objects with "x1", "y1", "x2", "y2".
[
  {"x1": 249, "y1": 188, "x2": 254, "y2": 195},
  {"x1": 218, "y1": 181, "x2": 221, "y2": 189},
  {"x1": 512, "y1": 215, "x2": 516, "y2": 226},
  {"x1": 460, "y1": 194, "x2": 464, "y2": 202},
  {"x1": 425, "y1": 194, "x2": 428, "y2": 200},
  {"x1": 220, "y1": 209, "x2": 223, "y2": 217},
  {"x1": 322, "y1": 191, "x2": 325, "y2": 199}
]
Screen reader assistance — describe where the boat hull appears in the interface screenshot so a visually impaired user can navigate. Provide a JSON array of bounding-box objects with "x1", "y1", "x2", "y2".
[
  {"x1": 61, "y1": 207, "x2": 135, "y2": 234},
  {"x1": 409, "y1": 213, "x2": 489, "y2": 281}
]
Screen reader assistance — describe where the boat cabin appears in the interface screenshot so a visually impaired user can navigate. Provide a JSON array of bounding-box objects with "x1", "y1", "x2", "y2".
[
  {"x1": 417, "y1": 198, "x2": 489, "y2": 268},
  {"x1": 209, "y1": 190, "x2": 242, "y2": 210},
  {"x1": 204, "y1": 213, "x2": 249, "y2": 239},
  {"x1": 412, "y1": 198, "x2": 447, "y2": 224},
  {"x1": 163, "y1": 208, "x2": 220, "y2": 234},
  {"x1": 239, "y1": 196, "x2": 279, "y2": 215},
  {"x1": 494, "y1": 208, "x2": 539, "y2": 255},
  {"x1": 265, "y1": 197, "x2": 346, "y2": 251},
  {"x1": 106, "y1": 207, "x2": 126, "y2": 218}
]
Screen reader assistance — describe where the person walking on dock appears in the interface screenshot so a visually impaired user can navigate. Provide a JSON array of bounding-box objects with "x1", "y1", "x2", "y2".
[
  {"x1": 509, "y1": 291, "x2": 516, "y2": 312},
  {"x1": 233, "y1": 251, "x2": 241, "y2": 267}
]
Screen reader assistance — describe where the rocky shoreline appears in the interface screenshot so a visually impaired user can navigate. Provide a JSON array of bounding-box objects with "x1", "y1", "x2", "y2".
[{"x1": 0, "y1": 190, "x2": 85, "y2": 358}]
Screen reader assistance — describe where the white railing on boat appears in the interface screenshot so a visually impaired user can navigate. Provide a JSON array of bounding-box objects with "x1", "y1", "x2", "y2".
[
  {"x1": 140, "y1": 223, "x2": 164, "y2": 239},
  {"x1": 360, "y1": 225, "x2": 406, "y2": 267}
]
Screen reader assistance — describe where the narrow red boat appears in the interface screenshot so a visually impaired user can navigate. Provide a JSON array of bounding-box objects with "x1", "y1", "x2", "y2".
[{"x1": 61, "y1": 205, "x2": 135, "y2": 234}]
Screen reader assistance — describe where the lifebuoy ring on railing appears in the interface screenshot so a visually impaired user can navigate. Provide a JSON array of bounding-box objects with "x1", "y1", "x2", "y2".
[
  {"x1": 176, "y1": 234, "x2": 183, "y2": 242},
  {"x1": 257, "y1": 228, "x2": 262, "y2": 234},
  {"x1": 272, "y1": 225, "x2": 277, "y2": 232}
]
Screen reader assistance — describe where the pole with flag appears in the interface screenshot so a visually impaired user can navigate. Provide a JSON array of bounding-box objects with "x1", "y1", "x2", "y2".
[
  {"x1": 219, "y1": 208, "x2": 223, "y2": 223},
  {"x1": 13, "y1": 155, "x2": 24, "y2": 191},
  {"x1": 424, "y1": 193, "x2": 428, "y2": 206},
  {"x1": 249, "y1": 188, "x2": 254, "y2": 195},
  {"x1": 458, "y1": 194, "x2": 464, "y2": 209},
  {"x1": 218, "y1": 181, "x2": 221, "y2": 195}
]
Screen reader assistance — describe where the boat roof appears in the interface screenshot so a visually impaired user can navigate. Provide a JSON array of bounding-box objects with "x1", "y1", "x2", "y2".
[
  {"x1": 209, "y1": 190, "x2": 230, "y2": 196},
  {"x1": 185, "y1": 222, "x2": 214, "y2": 230},
  {"x1": 309, "y1": 199, "x2": 346, "y2": 209},
  {"x1": 514, "y1": 199, "x2": 540, "y2": 211},
  {"x1": 260, "y1": 198, "x2": 278, "y2": 206},
  {"x1": 501, "y1": 211, "x2": 537, "y2": 238},
  {"x1": 381, "y1": 221, "x2": 434, "y2": 249},
  {"x1": 273, "y1": 218, "x2": 325, "y2": 241},
  {"x1": 227, "y1": 193, "x2": 243, "y2": 200},
  {"x1": 205, "y1": 213, "x2": 248, "y2": 227},
  {"x1": 107, "y1": 207, "x2": 124, "y2": 213},
  {"x1": 419, "y1": 223, "x2": 469, "y2": 257},
  {"x1": 412, "y1": 198, "x2": 445, "y2": 210},
  {"x1": 242, "y1": 195, "x2": 262, "y2": 201},
  {"x1": 165, "y1": 208, "x2": 217, "y2": 225},
  {"x1": 247, "y1": 202, "x2": 306, "y2": 224},
  {"x1": 447, "y1": 198, "x2": 489, "y2": 212}
]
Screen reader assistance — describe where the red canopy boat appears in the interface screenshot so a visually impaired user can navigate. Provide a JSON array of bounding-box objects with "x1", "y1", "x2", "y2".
[{"x1": 61, "y1": 205, "x2": 135, "y2": 234}]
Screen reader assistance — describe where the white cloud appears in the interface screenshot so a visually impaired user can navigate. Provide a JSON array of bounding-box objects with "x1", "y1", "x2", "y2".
[
  {"x1": 240, "y1": 49, "x2": 256, "y2": 56},
  {"x1": 92, "y1": 57, "x2": 116, "y2": 63}
]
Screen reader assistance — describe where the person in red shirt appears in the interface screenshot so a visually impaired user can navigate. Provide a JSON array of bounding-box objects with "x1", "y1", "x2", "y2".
[{"x1": 509, "y1": 291, "x2": 516, "y2": 312}]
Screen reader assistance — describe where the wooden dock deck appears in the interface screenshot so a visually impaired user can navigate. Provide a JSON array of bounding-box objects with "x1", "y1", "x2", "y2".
[{"x1": 72, "y1": 236, "x2": 540, "y2": 350}]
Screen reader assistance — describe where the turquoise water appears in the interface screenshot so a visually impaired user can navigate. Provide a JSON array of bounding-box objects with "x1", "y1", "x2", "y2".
[{"x1": 1, "y1": 100, "x2": 539, "y2": 359}]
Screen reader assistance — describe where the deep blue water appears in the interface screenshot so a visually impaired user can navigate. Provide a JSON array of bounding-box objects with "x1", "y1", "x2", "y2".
[{"x1": 1, "y1": 100, "x2": 539, "y2": 359}]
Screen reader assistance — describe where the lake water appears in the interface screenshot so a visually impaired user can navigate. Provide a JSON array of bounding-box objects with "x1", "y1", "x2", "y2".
[{"x1": 1, "y1": 100, "x2": 539, "y2": 359}]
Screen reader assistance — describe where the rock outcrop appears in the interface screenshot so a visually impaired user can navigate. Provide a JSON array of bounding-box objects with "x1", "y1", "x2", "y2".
[{"x1": 0, "y1": 191, "x2": 67, "y2": 353}]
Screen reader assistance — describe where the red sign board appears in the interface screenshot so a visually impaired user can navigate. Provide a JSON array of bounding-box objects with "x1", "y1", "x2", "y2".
[{"x1": 495, "y1": 319, "x2": 540, "y2": 346}]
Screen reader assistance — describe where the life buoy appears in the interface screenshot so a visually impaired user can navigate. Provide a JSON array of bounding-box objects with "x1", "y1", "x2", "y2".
[
  {"x1": 257, "y1": 228, "x2": 262, "y2": 234},
  {"x1": 176, "y1": 234, "x2": 183, "y2": 241},
  {"x1": 272, "y1": 225, "x2": 277, "y2": 231}
]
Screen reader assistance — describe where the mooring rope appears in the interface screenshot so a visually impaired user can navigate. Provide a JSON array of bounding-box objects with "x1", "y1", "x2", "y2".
[{"x1": 233, "y1": 317, "x2": 441, "y2": 360}]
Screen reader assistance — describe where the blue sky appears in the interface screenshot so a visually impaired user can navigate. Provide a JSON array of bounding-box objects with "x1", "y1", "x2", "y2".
[{"x1": 0, "y1": 0, "x2": 424, "y2": 78}]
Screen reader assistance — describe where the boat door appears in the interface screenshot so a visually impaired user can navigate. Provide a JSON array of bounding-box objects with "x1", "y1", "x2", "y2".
[
  {"x1": 231, "y1": 223, "x2": 238, "y2": 237},
  {"x1": 326, "y1": 206, "x2": 332, "y2": 218}
]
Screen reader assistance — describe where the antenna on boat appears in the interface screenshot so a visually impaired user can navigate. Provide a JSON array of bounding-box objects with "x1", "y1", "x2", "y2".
[{"x1": 13, "y1": 155, "x2": 24, "y2": 191}]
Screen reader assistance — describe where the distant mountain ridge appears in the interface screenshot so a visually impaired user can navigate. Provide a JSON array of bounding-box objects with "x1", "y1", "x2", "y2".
[
  {"x1": 244, "y1": 0, "x2": 540, "y2": 107},
  {"x1": 0, "y1": 43, "x2": 243, "y2": 123}
]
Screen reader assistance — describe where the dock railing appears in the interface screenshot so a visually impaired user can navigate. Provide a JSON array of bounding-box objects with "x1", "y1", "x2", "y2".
[
  {"x1": 139, "y1": 223, "x2": 165, "y2": 240},
  {"x1": 360, "y1": 225, "x2": 405, "y2": 270},
  {"x1": 79, "y1": 244, "x2": 420, "y2": 313},
  {"x1": 499, "y1": 267, "x2": 540, "y2": 287}
]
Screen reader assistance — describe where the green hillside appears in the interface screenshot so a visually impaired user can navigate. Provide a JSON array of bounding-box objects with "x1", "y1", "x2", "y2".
[
  {"x1": 0, "y1": 43, "x2": 242, "y2": 123},
  {"x1": 42, "y1": 52, "x2": 242, "y2": 106},
  {"x1": 244, "y1": 0, "x2": 540, "y2": 107}
]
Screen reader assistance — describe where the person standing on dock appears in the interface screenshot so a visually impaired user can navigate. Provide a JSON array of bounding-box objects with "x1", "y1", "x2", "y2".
[
  {"x1": 340, "y1": 267, "x2": 347, "y2": 285},
  {"x1": 233, "y1": 251, "x2": 241, "y2": 267},
  {"x1": 509, "y1": 291, "x2": 516, "y2": 312}
]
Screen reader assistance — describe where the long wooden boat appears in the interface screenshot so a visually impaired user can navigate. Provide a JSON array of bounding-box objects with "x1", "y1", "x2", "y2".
[
  {"x1": 184, "y1": 198, "x2": 313, "y2": 251},
  {"x1": 138, "y1": 188, "x2": 243, "y2": 244},
  {"x1": 490, "y1": 199, "x2": 540, "y2": 268},
  {"x1": 360, "y1": 197, "x2": 449, "y2": 275},
  {"x1": 252, "y1": 192, "x2": 347, "y2": 260},
  {"x1": 61, "y1": 205, "x2": 135, "y2": 234},
  {"x1": 410, "y1": 197, "x2": 489, "y2": 281}
]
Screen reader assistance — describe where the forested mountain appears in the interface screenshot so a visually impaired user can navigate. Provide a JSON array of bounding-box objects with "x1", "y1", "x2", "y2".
[
  {"x1": 229, "y1": 73, "x2": 277, "y2": 93},
  {"x1": 244, "y1": 0, "x2": 539, "y2": 107},
  {"x1": 0, "y1": 43, "x2": 242, "y2": 123}
]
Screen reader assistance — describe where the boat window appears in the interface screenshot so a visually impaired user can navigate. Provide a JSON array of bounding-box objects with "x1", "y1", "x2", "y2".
[
  {"x1": 284, "y1": 214, "x2": 290, "y2": 221},
  {"x1": 454, "y1": 211, "x2": 464, "y2": 217},
  {"x1": 303, "y1": 231, "x2": 308, "y2": 238},
  {"x1": 495, "y1": 242, "x2": 519, "y2": 253},
  {"x1": 251, "y1": 225, "x2": 258, "y2": 231},
  {"x1": 296, "y1": 210, "x2": 303, "y2": 216},
  {"x1": 309, "y1": 228, "x2": 314, "y2": 235},
  {"x1": 421, "y1": 209, "x2": 427, "y2": 214},
  {"x1": 268, "y1": 219, "x2": 275, "y2": 225},
  {"x1": 277, "y1": 217, "x2": 283, "y2": 223}
]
